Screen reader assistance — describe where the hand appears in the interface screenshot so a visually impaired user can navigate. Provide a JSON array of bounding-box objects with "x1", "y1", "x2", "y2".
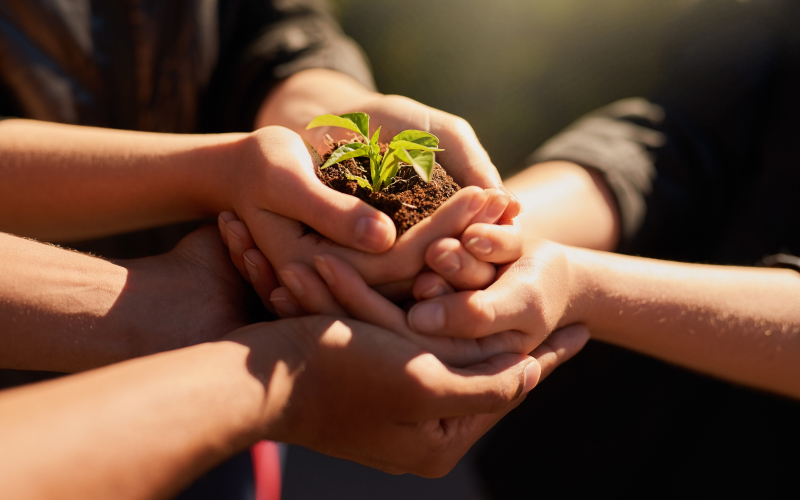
[
  {"x1": 118, "y1": 225, "x2": 254, "y2": 357},
  {"x1": 255, "y1": 68, "x2": 523, "y2": 220},
  {"x1": 406, "y1": 240, "x2": 578, "y2": 355},
  {"x1": 231, "y1": 315, "x2": 587, "y2": 477},
  {"x1": 219, "y1": 186, "x2": 514, "y2": 294}
]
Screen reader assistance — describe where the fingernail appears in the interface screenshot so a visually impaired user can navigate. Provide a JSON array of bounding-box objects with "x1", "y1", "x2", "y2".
[
  {"x1": 314, "y1": 255, "x2": 335, "y2": 285},
  {"x1": 270, "y1": 296, "x2": 301, "y2": 318},
  {"x1": 227, "y1": 229, "x2": 243, "y2": 253},
  {"x1": 420, "y1": 284, "x2": 446, "y2": 300},
  {"x1": 278, "y1": 270, "x2": 304, "y2": 298},
  {"x1": 523, "y1": 361, "x2": 541, "y2": 393},
  {"x1": 468, "y1": 191, "x2": 487, "y2": 213},
  {"x1": 485, "y1": 197, "x2": 508, "y2": 222},
  {"x1": 243, "y1": 254, "x2": 258, "y2": 284},
  {"x1": 408, "y1": 301, "x2": 445, "y2": 332},
  {"x1": 433, "y1": 250, "x2": 461, "y2": 274},
  {"x1": 355, "y1": 217, "x2": 394, "y2": 252},
  {"x1": 465, "y1": 237, "x2": 493, "y2": 256}
]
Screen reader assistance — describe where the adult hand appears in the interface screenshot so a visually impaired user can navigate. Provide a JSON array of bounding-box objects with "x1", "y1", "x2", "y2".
[
  {"x1": 256, "y1": 68, "x2": 523, "y2": 220},
  {"x1": 232, "y1": 315, "x2": 588, "y2": 477},
  {"x1": 219, "y1": 186, "x2": 513, "y2": 293}
]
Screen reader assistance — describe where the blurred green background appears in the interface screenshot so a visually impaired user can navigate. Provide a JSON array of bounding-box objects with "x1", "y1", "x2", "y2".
[{"x1": 331, "y1": 0, "x2": 747, "y2": 177}]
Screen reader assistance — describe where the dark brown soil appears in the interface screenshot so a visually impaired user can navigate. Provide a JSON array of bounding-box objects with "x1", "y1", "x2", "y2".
[{"x1": 316, "y1": 137, "x2": 461, "y2": 235}]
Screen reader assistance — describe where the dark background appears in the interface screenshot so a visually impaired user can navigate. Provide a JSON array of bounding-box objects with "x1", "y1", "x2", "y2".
[{"x1": 333, "y1": 0, "x2": 748, "y2": 177}]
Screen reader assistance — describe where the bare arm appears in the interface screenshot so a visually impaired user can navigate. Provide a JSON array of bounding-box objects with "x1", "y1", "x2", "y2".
[
  {"x1": 407, "y1": 239, "x2": 800, "y2": 399},
  {"x1": 0, "y1": 227, "x2": 249, "y2": 372},
  {"x1": 0, "y1": 314, "x2": 577, "y2": 500},
  {"x1": 565, "y1": 248, "x2": 800, "y2": 397},
  {"x1": 504, "y1": 161, "x2": 620, "y2": 251},
  {"x1": 0, "y1": 120, "x2": 243, "y2": 241}
]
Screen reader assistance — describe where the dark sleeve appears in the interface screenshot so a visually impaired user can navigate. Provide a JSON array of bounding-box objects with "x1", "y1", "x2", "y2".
[
  {"x1": 527, "y1": 14, "x2": 781, "y2": 259},
  {"x1": 202, "y1": 0, "x2": 375, "y2": 133}
]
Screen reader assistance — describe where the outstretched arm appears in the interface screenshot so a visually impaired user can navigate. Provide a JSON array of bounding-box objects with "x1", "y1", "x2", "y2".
[
  {"x1": 408, "y1": 239, "x2": 800, "y2": 399},
  {"x1": 0, "y1": 315, "x2": 584, "y2": 500},
  {"x1": 0, "y1": 227, "x2": 249, "y2": 372}
]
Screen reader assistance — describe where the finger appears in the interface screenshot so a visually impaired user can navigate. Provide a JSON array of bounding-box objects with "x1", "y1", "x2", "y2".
[
  {"x1": 316, "y1": 253, "x2": 535, "y2": 366},
  {"x1": 276, "y1": 263, "x2": 349, "y2": 317},
  {"x1": 242, "y1": 248, "x2": 280, "y2": 309},
  {"x1": 461, "y1": 222, "x2": 524, "y2": 264},
  {"x1": 218, "y1": 212, "x2": 236, "y2": 247},
  {"x1": 357, "y1": 186, "x2": 499, "y2": 283},
  {"x1": 424, "y1": 238, "x2": 496, "y2": 290},
  {"x1": 269, "y1": 287, "x2": 305, "y2": 318},
  {"x1": 261, "y1": 130, "x2": 396, "y2": 253},
  {"x1": 408, "y1": 352, "x2": 536, "y2": 419},
  {"x1": 529, "y1": 324, "x2": 590, "y2": 380},
  {"x1": 412, "y1": 272, "x2": 456, "y2": 301},
  {"x1": 225, "y1": 219, "x2": 258, "y2": 283},
  {"x1": 407, "y1": 284, "x2": 532, "y2": 339},
  {"x1": 312, "y1": 254, "x2": 412, "y2": 336},
  {"x1": 468, "y1": 189, "x2": 511, "y2": 225}
]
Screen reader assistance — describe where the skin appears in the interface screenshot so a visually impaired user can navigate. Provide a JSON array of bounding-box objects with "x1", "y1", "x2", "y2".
[
  {"x1": 0, "y1": 226, "x2": 249, "y2": 372},
  {"x1": 0, "y1": 315, "x2": 588, "y2": 500},
  {"x1": 407, "y1": 161, "x2": 800, "y2": 399}
]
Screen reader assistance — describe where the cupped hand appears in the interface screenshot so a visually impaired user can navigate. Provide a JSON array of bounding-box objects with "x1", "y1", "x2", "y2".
[
  {"x1": 219, "y1": 186, "x2": 513, "y2": 293},
  {"x1": 230, "y1": 315, "x2": 587, "y2": 477},
  {"x1": 303, "y1": 92, "x2": 523, "y2": 220},
  {"x1": 223, "y1": 126, "x2": 397, "y2": 254},
  {"x1": 406, "y1": 240, "x2": 579, "y2": 355}
]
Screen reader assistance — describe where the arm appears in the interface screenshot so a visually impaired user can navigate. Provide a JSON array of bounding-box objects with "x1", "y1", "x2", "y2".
[
  {"x1": 406, "y1": 240, "x2": 800, "y2": 399},
  {"x1": 0, "y1": 315, "x2": 582, "y2": 499},
  {"x1": 0, "y1": 227, "x2": 249, "y2": 372}
]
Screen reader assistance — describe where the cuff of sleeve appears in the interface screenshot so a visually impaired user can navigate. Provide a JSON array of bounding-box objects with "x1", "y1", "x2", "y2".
[
  {"x1": 223, "y1": 21, "x2": 375, "y2": 132},
  {"x1": 527, "y1": 98, "x2": 666, "y2": 247}
]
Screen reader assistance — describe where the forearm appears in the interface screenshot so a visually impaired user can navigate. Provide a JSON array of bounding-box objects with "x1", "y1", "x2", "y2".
[
  {"x1": 565, "y1": 247, "x2": 800, "y2": 397},
  {"x1": 505, "y1": 161, "x2": 620, "y2": 251},
  {"x1": 0, "y1": 119, "x2": 246, "y2": 241},
  {"x1": 0, "y1": 232, "x2": 216, "y2": 372},
  {"x1": 255, "y1": 68, "x2": 378, "y2": 139},
  {"x1": 0, "y1": 339, "x2": 286, "y2": 500}
]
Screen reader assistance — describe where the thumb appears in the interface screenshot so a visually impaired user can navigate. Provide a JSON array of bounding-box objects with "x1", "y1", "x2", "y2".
[{"x1": 262, "y1": 132, "x2": 396, "y2": 253}]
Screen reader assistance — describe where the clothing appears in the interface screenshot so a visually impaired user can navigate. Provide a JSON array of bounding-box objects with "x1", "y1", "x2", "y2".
[
  {"x1": 0, "y1": 0, "x2": 373, "y2": 133},
  {"x1": 0, "y1": 2, "x2": 373, "y2": 497},
  {"x1": 479, "y1": 1, "x2": 800, "y2": 497}
]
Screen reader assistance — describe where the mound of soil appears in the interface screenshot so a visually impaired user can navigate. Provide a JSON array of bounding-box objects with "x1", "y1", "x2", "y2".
[{"x1": 316, "y1": 138, "x2": 461, "y2": 235}]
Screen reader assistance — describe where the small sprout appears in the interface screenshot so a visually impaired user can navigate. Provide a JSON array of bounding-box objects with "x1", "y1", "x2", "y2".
[{"x1": 306, "y1": 112, "x2": 443, "y2": 192}]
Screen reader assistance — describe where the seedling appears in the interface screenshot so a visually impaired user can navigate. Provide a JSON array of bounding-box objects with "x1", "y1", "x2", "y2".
[{"x1": 306, "y1": 112, "x2": 443, "y2": 192}]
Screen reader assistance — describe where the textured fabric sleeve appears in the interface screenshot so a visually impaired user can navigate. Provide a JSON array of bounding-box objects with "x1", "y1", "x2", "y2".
[
  {"x1": 204, "y1": 0, "x2": 375, "y2": 132},
  {"x1": 527, "y1": 98, "x2": 666, "y2": 242}
]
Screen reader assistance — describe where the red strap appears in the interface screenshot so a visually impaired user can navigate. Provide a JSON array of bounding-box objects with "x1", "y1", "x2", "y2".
[{"x1": 251, "y1": 441, "x2": 281, "y2": 500}]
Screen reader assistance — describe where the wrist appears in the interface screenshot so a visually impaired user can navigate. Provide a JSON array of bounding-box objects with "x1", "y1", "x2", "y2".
[
  {"x1": 558, "y1": 245, "x2": 597, "y2": 330},
  {"x1": 256, "y1": 68, "x2": 380, "y2": 138}
]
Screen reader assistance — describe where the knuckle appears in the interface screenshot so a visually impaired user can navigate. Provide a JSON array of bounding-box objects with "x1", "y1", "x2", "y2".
[{"x1": 464, "y1": 292, "x2": 496, "y2": 336}]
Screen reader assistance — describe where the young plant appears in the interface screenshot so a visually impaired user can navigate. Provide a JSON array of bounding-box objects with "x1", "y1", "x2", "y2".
[{"x1": 306, "y1": 112, "x2": 443, "y2": 192}]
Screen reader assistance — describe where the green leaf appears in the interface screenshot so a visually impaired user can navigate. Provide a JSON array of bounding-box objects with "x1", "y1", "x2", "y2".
[
  {"x1": 391, "y1": 130, "x2": 439, "y2": 148},
  {"x1": 321, "y1": 143, "x2": 369, "y2": 169},
  {"x1": 345, "y1": 173, "x2": 373, "y2": 191},
  {"x1": 306, "y1": 114, "x2": 365, "y2": 138},
  {"x1": 395, "y1": 148, "x2": 434, "y2": 182},
  {"x1": 340, "y1": 113, "x2": 370, "y2": 138},
  {"x1": 368, "y1": 127, "x2": 382, "y2": 184},
  {"x1": 388, "y1": 140, "x2": 443, "y2": 152},
  {"x1": 378, "y1": 156, "x2": 401, "y2": 188}
]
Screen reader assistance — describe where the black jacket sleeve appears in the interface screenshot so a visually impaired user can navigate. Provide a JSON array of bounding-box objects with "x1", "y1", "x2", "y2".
[
  {"x1": 204, "y1": 0, "x2": 375, "y2": 132},
  {"x1": 527, "y1": 13, "x2": 783, "y2": 260}
]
